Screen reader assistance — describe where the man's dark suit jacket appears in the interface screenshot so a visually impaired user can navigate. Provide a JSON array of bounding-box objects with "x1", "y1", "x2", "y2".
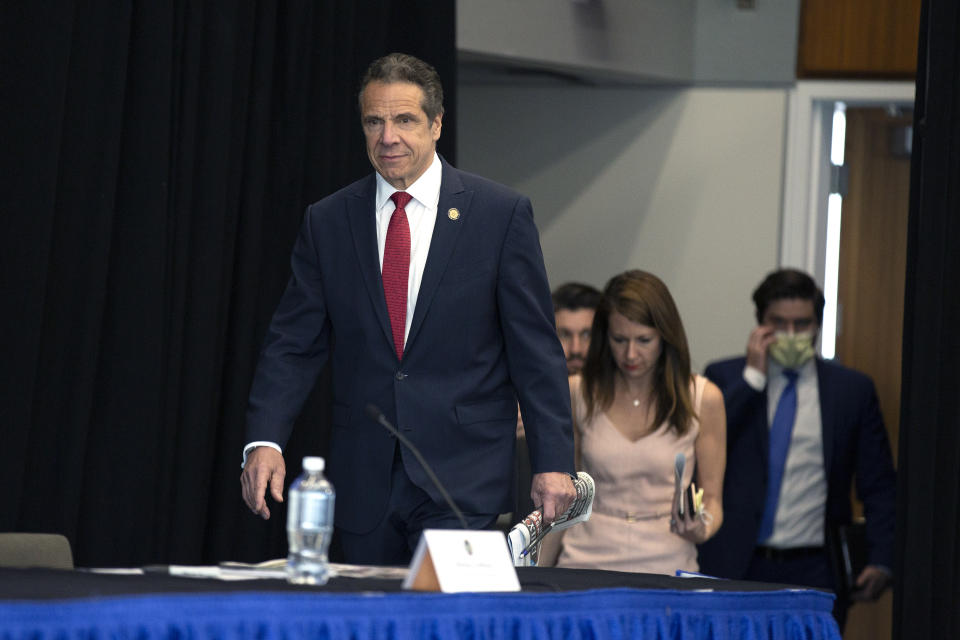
[
  {"x1": 245, "y1": 159, "x2": 575, "y2": 534},
  {"x1": 697, "y1": 356, "x2": 896, "y2": 579}
]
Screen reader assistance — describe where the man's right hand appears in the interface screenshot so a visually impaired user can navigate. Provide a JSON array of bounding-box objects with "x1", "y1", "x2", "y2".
[
  {"x1": 241, "y1": 447, "x2": 286, "y2": 520},
  {"x1": 746, "y1": 325, "x2": 776, "y2": 375}
]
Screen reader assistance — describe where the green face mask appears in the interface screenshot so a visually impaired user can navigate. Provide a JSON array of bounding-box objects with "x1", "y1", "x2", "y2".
[{"x1": 768, "y1": 332, "x2": 815, "y2": 370}]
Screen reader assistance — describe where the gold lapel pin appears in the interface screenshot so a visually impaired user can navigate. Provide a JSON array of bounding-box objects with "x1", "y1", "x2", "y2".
[{"x1": 447, "y1": 208, "x2": 460, "y2": 221}]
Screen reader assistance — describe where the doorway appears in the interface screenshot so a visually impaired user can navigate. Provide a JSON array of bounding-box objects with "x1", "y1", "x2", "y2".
[
  {"x1": 780, "y1": 82, "x2": 913, "y2": 640},
  {"x1": 833, "y1": 105, "x2": 911, "y2": 640}
]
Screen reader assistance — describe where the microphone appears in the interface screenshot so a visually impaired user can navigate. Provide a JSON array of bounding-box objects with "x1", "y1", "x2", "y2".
[
  {"x1": 506, "y1": 471, "x2": 595, "y2": 566},
  {"x1": 364, "y1": 404, "x2": 469, "y2": 530}
]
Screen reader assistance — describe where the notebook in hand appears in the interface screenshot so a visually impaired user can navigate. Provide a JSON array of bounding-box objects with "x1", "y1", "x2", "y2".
[{"x1": 827, "y1": 519, "x2": 867, "y2": 596}]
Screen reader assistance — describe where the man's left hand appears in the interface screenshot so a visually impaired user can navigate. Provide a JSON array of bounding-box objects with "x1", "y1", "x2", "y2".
[
  {"x1": 531, "y1": 472, "x2": 576, "y2": 523},
  {"x1": 851, "y1": 565, "x2": 892, "y2": 601}
]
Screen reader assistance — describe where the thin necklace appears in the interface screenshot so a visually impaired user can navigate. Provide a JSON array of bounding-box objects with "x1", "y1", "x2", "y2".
[{"x1": 619, "y1": 372, "x2": 647, "y2": 409}]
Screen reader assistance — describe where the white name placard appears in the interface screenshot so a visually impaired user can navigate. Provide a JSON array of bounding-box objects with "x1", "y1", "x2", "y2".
[{"x1": 402, "y1": 529, "x2": 521, "y2": 592}]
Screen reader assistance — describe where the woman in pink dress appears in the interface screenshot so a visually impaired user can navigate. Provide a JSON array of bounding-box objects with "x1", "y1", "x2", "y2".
[{"x1": 541, "y1": 270, "x2": 726, "y2": 574}]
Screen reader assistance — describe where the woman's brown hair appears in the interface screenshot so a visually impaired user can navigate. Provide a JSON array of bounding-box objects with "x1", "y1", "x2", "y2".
[{"x1": 581, "y1": 270, "x2": 696, "y2": 435}]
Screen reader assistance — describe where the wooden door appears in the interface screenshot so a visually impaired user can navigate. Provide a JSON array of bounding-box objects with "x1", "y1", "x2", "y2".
[
  {"x1": 798, "y1": 0, "x2": 921, "y2": 78},
  {"x1": 834, "y1": 106, "x2": 911, "y2": 640}
]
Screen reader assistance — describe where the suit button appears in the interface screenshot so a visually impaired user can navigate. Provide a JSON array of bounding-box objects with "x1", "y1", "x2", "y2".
[{"x1": 395, "y1": 371, "x2": 404, "y2": 381}]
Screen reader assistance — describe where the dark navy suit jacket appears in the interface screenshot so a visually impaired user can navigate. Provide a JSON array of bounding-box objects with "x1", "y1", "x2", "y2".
[
  {"x1": 697, "y1": 356, "x2": 896, "y2": 578},
  {"x1": 245, "y1": 160, "x2": 575, "y2": 534}
]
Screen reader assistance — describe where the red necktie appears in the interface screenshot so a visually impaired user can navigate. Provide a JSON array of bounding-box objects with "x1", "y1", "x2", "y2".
[{"x1": 383, "y1": 191, "x2": 412, "y2": 360}]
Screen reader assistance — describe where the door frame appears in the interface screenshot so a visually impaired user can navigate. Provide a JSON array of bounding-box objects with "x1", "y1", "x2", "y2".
[{"x1": 780, "y1": 80, "x2": 915, "y2": 282}]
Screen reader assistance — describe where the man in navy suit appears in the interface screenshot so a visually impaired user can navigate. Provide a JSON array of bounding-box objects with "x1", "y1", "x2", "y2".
[
  {"x1": 697, "y1": 269, "x2": 895, "y2": 627},
  {"x1": 240, "y1": 53, "x2": 575, "y2": 564}
]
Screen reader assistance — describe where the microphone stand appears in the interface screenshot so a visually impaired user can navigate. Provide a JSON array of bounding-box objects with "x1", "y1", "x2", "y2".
[{"x1": 365, "y1": 404, "x2": 469, "y2": 530}]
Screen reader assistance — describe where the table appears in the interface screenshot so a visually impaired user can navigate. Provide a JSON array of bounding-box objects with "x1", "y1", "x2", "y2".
[{"x1": 0, "y1": 566, "x2": 841, "y2": 639}]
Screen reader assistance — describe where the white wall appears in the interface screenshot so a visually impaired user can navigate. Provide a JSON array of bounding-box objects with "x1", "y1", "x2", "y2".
[
  {"x1": 458, "y1": 0, "x2": 799, "y2": 84},
  {"x1": 692, "y1": 0, "x2": 800, "y2": 83},
  {"x1": 458, "y1": 0, "x2": 695, "y2": 82},
  {"x1": 457, "y1": 84, "x2": 787, "y2": 371}
]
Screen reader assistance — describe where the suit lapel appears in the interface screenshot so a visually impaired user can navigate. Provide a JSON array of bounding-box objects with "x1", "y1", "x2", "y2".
[
  {"x1": 815, "y1": 358, "x2": 835, "y2": 472},
  {"x1": 346, "y1": 176, "x2": 395, "y2": 355},
  {"x1": 405, "y1": 162, "x2": 472, "y2": 352}
]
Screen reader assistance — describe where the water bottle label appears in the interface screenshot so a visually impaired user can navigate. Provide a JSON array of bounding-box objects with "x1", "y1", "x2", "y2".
[{"x1": 299, "y1": 498, "x2": 328, "y2": 528}]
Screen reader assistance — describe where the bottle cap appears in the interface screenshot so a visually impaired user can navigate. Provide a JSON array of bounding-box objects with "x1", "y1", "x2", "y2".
[{"x1": 302, "y1": 456, "x2": 325, "y2": 472}]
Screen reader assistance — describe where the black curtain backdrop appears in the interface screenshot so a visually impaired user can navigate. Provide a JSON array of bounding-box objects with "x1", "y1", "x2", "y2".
[
  {"x1": 1, "y1": 2, "x2": 455, "y2": 567},
  {"x1": 896, "y1": 0, "x2": 960, "y2": 638}
]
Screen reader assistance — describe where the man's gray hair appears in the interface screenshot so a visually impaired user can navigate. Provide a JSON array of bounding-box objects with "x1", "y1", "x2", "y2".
[{"x1": 359, "y1": 53, "x2": 444, "y2": 121}]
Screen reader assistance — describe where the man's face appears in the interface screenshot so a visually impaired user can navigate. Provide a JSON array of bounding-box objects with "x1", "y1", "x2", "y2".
[
  {"x1": 761, "y1": 298, "x2": 819, "y2": 339},
  {"x1": 556, "y1": 308, "x2": 595, "y2": 375},
  {"x1": 361, "y1": 81, "x2": 442, "y2": 190}
]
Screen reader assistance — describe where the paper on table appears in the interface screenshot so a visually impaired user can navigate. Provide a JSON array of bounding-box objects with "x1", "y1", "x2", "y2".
[
  {"x1": 169, "y1": 565, "x2": 288, "y2": 581},
  {"x1": 85, "y1": 568, "x2": 146, "y2": 575},
  {"x1": 219, "y1": 560, "x2": 409, "y2": 580},
  {"x1": 86, "y1": 560, "x2": 409, "y2": 582}
]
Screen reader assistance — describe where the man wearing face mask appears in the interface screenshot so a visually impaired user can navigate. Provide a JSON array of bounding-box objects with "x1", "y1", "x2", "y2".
[{"x1": 697, "y1": 269, "x2": 895, "y2": 629}]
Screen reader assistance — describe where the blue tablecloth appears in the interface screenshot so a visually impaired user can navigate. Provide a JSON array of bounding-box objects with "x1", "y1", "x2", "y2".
[{"x1": 0, "y1": 586, "x2": 839, "y2": 639}]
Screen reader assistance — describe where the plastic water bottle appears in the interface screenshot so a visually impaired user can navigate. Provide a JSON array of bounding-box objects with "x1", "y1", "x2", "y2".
[{"x1": 286, "y1": 456, "x2": 335, "y2": 585}]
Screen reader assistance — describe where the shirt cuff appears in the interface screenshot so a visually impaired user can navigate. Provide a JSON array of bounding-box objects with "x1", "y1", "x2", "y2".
[
  {"x1": 743, "y1": 365, "x2": 767, "y2": 392},
  {"x1": 242, "y1": 441, "x2": 282, "y2": 468}
]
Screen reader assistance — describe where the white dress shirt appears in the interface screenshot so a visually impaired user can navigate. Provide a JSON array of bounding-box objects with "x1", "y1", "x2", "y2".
[
  {"x1": 744, "y1": 358, "x2": 828, "y2": 548},
  {"x1": 243, "y1": 154, "x2": 442, "y2": 465}
]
